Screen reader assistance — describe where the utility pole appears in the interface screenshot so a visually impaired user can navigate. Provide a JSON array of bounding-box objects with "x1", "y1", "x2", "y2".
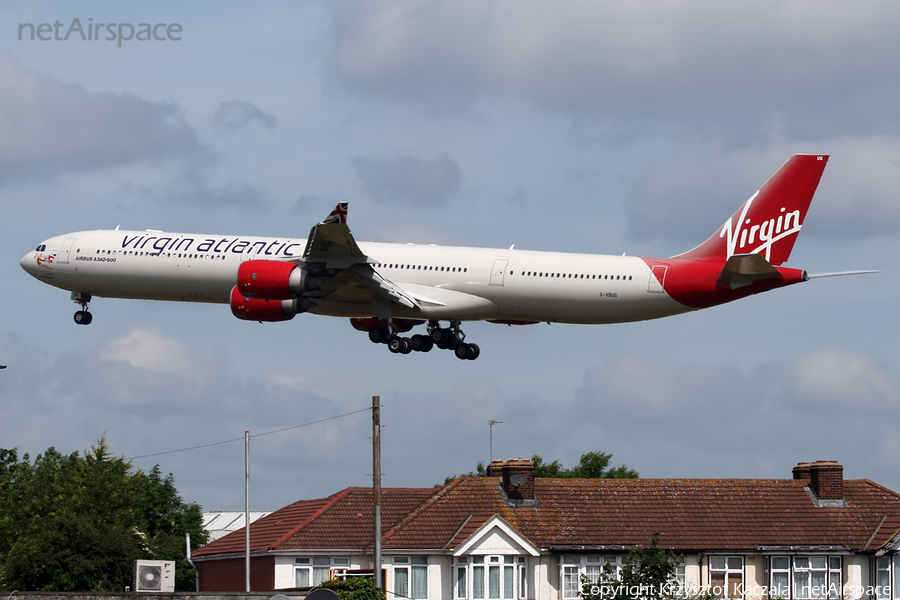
[
  {"x1": 372, "y1": 396, "x2": 382, "y2": 590},
  {"x1": 245, "y1": 430, "x2": 250, "y2": 592},
  {"x1": 0, "y1": 365, "x2": 6, "y2": 449}
]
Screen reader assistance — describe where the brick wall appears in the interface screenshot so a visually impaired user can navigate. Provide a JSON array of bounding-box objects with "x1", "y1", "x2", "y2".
[{"x1": 197, "y1": 557, "x2": 276, "y2": 592}]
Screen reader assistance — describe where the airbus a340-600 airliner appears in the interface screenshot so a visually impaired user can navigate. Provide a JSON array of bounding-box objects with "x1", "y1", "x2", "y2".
[{"x1": 21, "y1": 154, "x2": 872, "y2": 360}]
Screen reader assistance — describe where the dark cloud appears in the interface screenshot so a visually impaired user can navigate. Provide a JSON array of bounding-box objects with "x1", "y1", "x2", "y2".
[
  {"x1": 329, "y1": 1, "x2": 900, "y2": 140},
  {"x1": 353, "y1": 153, "x2": 463, "y2": 206},
  {"x1": 212, "y1": 100, "x2": 276, "y2": 133},
  {"x1": 0, "y1": 54, "x2": 200, "y2": 184}
]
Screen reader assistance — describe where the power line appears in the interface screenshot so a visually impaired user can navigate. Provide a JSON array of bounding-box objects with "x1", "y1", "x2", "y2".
[{"x1": 128, "y1": 406, "x2": 372, "y2": 460}]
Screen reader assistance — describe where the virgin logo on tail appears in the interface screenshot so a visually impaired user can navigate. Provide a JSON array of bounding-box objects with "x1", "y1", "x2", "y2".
[
  {"x1": 675, "y1": 154, "x2": 828, "y2": 266},
  {"x1": 719, "y1": 194, "x2": 803, "y2": 262}
]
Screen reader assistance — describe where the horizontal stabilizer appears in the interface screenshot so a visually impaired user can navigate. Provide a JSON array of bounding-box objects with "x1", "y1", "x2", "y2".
[
  {"x1": 717, "y1": 253, "x2": 783, "y2": 290},
  {"x1": 806, "y1": 270, "x2": 883, "y2": 279}
]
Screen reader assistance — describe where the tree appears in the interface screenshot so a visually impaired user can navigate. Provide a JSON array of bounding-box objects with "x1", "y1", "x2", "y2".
[
  {"x1": 322, "y1": 577, "x2": 386, "y2": 600},
  {"x1": 444, "y1": 451, "x2": 638, "y2": 483},
  {"x1": 0, "y1": 439, "x2": 207, "y2": 591},
  {"x1": 581, "y1": 532, "x2": 682, "y2": 600},
  {"x1": 570, "y1": 451, "x2": 640, "y2": 479}
]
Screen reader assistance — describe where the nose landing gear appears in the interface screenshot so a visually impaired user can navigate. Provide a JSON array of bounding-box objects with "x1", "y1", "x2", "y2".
[{"x1": 72, "y1": 292, "x2": 93, "y2": 325}]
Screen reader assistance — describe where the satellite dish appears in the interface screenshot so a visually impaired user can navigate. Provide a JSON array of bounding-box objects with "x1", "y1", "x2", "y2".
[
  {"x1": 306, "y1": 589, "x2": 341, "y2": 600},
  {"x1": 510, "y1": 473, "x2": 527, "y2": 488}
]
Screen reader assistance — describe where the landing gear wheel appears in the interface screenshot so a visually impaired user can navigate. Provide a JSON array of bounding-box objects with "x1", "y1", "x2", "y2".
[
  {"x1": 410, "y1": 335, "x2": 433, "y2": 352},
  {"x1": 466, "y1": 343, "x2": 480, "y2": 360},
  {"x1": 388, "y1": 337, "x2": 411, "y2": 354},
  {"x1": 368, "y1": 327, "x2": 389, "y2": 344},
  {"x1": 455, "y1": 344, "x2": 470, "y2": 360},
  {"x1": 72, "y1": 292, "x2": 93, "y2": 325}
]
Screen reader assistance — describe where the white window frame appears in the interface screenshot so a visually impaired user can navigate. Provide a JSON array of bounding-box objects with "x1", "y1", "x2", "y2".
[
  {"x1": 560, "y1": 554, "x2": 625, "y2": 599},
  {"x1": 393, "y1": 555, "x2": 428, "y2": 600},
  {"x1": 456, "y1": 555, "x2": 525, "y2": 600},
  {"x1": 767, "y1": 555, "x2": 842, "y2": 600},
  {"x1": 876, "y1": 556, "x2": 900, "y2": 600},
  {"x1": 293, "y1": 556, "x2": 348, "y2": 588},
  {"x1": 709, "y1": 555, "x2": 744, "y2": 599}
]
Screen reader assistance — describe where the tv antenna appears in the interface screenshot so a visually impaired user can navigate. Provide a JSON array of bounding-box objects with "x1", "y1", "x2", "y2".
[{"x1": 488, "y1": 419, "x2": 503, "y2": 465}]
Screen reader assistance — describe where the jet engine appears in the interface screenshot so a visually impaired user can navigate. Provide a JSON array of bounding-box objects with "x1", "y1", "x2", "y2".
[
  {"x1": 237, "y1": 260, "x2": 320, "y2": 300},
  {"x1": 230, "y1": 286, "x2": 314, "y2": 322}
]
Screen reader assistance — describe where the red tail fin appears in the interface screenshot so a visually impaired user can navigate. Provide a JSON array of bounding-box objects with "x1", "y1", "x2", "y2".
[{"x1": 674, "y1": 154, "x2": 828, "y2": 265}]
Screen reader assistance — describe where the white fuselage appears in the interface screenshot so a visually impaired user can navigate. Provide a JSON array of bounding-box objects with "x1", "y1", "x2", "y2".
[{"x1": 21, "y1": 229, "x2": 691, "y2": 325}]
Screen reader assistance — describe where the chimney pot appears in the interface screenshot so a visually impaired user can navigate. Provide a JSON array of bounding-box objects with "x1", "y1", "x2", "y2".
[{"x1": 792, "y1": 462, "x2": 812, "y2": 483}]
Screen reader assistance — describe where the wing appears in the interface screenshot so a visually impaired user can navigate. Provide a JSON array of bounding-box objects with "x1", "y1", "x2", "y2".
[
  {"x1": 301, "y1": 204, "x2": 419, "y2": 310},
  {"x1": 302, "y1": 203, "x2": 367, "y2": 269}
]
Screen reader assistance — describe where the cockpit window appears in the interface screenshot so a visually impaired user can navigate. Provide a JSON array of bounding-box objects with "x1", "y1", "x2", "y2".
[{"x1": 35, "y1": 244, "x2": 46, "y2": 251}]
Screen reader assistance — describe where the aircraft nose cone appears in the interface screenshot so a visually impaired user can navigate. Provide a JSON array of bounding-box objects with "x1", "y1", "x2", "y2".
[{"x1": 20, "y1": 251, "x2": 33, "y2": 272}]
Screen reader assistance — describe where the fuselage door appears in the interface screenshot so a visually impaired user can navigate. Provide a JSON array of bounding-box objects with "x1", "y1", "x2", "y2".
[
  {"x1": 648, "y1": 265, "x2": 667, "y2": 293},
  {"x1": 490, "y1": 258, "x2": 509, "y2": 286},
  {"x1": 57, "y1": 237, "x2": 77, "y2": 264}
]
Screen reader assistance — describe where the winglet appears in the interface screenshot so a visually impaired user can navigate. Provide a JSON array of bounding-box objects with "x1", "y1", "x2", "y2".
[{"x1": 321, "y1": 203, "x2": 348, "y2": 225}]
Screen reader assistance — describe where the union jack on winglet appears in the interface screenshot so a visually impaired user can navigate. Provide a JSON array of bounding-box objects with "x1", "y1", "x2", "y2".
[{"x1": 321, "y1": 203, "x2": 348, "y2": 225}]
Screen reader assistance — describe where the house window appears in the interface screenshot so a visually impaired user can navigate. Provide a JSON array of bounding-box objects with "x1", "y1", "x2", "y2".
[
  {"x1": 457, "y1": 555, "x2": 524, "y2": 600},
  {"x1": 394, "y1": 556, "x2": 428, "y2": 599},
  {"x1": 709, "y1": 556, "x2": 743, "y2": 598},
  {"x1": 771, "y1": 557, "x2": 791, "y2": 598},
  {"x1": 561, "y1": 555, "x2": 624, "y2": 599},
  {"x1": 793, "y1": 557, "x2": 841, "y2": 599},
  {"x1": 768, "y1": 556, "x2": 842, "y2": 600},
  {"x1": 294, "y1": 556, "x2": 345, "y2": 587},
  {"x1": 876, "y1": 556, "x2": 900, "y2": 600}
]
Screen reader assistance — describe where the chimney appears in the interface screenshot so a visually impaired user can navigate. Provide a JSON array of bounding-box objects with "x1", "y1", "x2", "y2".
[
  {"x1": 792, "y1": 462, "x2": 811, "y2": 483},
  {"x1": 794, "y1": 460, "x2": 846, "y2": 506},
  {"x1": 808, "y1": 461, "x2": 844, "y2": 502},
  {"x1": 488, "y1": 459, "x2": 535, "y2": 505}
]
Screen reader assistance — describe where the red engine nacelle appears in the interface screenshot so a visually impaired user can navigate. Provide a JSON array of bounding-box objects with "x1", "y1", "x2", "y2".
[
  {"x1": 237, "y1": 260, "x2": 320, "y2": 300},
  {"x1": 230, "y1": 286, "x2": 314, "y2": 322}
]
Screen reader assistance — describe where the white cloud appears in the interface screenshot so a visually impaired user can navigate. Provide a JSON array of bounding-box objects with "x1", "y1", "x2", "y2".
[
  {"x1": 787, "y1": 346, "x2": 897, "y2": 408},
  {"x1": 100, "y1": 327, "x2": 193, "y2": 375}
]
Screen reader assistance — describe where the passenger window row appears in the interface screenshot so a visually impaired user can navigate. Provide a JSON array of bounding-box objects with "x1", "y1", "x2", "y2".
[
  {"x1": 512, "y1": 271, "x2": 633, "y2": 281},
  {"x1": 89, "y1": 249, "x2": 226, "y2": 260},
  {"x1": 375, "y1": 263, "x2": 468, "y2": 273}
]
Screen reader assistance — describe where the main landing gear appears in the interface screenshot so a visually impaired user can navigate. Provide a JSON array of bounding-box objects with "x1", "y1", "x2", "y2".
[
  {"x1": 72, "y1": 292, "x2": 93, "y2": 325},
  {"x1": 369, "y1": 320, "x2": 481, "y2": 360}
]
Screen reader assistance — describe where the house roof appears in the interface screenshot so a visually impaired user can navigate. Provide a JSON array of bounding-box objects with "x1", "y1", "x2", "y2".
[
  {"x1": 194, "y1": 487, "x2": 435, "y2": 557},
  {"x1": 195, "y1": 475, "x2": 900, "y2": 558}
]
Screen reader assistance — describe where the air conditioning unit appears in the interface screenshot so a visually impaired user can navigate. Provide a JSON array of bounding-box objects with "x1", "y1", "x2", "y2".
[{"x1": 135, "y1": 560, "x2": 176, "y2": 593}]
